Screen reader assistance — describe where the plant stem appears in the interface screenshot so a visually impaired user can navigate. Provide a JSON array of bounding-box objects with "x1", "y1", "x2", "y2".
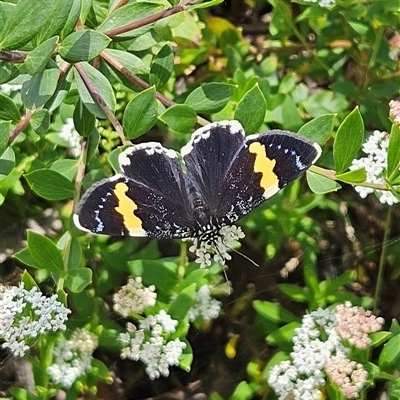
[
  {"x1": 74, "y1": 62, "x2": 126, "y2": 144},
  {"x1": 373, "y1": 205, "x2": 393, "y2": 314}
]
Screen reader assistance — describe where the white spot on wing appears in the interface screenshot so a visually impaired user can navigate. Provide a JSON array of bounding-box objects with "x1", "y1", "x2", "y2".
[
  {"x1": 181, "y1": 120, "x2": 245, "y2": 157},
  {"x1": 119, "y1": 142, "x2": 177, "y2": 167}
]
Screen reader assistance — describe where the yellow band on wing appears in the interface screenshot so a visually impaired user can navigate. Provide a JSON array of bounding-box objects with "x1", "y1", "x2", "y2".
[
  {"x1": 114, "y1": 182, "x2": 143, "y2": 233},
  {"x1": 248, "y1": 142, "x2": 280, "y2": 197}
]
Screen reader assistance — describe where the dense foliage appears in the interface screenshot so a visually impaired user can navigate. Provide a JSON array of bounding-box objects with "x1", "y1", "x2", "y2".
[{"x1": 0, "y1": 0, "x2": 400, "y2": 399}]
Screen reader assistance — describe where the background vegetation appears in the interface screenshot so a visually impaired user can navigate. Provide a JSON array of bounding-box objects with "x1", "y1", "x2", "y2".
[{"x1": 0, "y1": 0, "x2": 400, "y2": 399}]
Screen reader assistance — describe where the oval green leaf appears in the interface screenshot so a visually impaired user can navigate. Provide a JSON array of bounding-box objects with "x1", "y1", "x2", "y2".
[
  {"x1": 59, "y1": 30, "x2": 111, "y2": 62},
  {"x1": 74, "y1": 62, "x2": 116, "y2": 119},
  {"x1": 159, "y1": 104, "x2": 197, "y2": 132},
  {"x1": 98, "y1": 2, "x2": 164, "y2": 38},
  {"x1": 150, "y1": 43, "x2": 173, "y2": 89},
  {"x1": 306, "y1": 170, "x2": 341, "y2": 194},
  {"x1": 27, "y1": 230, "x2": 64, "y2": 272},
  {"x1": 123, "y1": 86, "x2": 157, "y2": 139},
  {"x1": 333, "y1": 107, "x2": 364, "y2": 174},
  {"x1": 73, "y1": 100, "x2": 96, "y2": 137},
  {"x1": 24, "y1": 36, "x2": 59, "y2": 76},
  {"x1": 298, "y1": 114, "x2": 335, "y2": 145},
  {"x1": 0, "y1": 93, "x2": 21, "y2": 122},
  {"x1": 24, "y1": 169, "x2": 75, "y2": 200},
  {"x1": 185, "y1": 83, "x2": 235, "y2": 114},
  {"x1": 387, "y1": 124, "x2": 400, "y2": 183},
  {"x1": 21, "y1": 66, "x2": 60, "y2": 109},
  {"x1": 30, "y1": 109, "x2": 50, "y2": 135},
  {"x1": 66, "y1": 268, "x2": 93, "y2": 293},
  {"x1": 234, "y1": 83, "x2": 266, "y2": 134},
  {"x1": 168, "y1": 283, "x2": 196, "y2": 321},
  {"x1": 0, "y1": 0, "x2": 58, "y2": 50}
]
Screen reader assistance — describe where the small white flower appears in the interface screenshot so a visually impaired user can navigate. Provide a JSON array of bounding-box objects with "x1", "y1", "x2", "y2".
[
  {"x1": 0, "y1": 84, "x2": 22, "y2": 94},
  {"x1": 58, "y1": 118, "x2": 82, "y2": 157},
  {"x1": 113, "y1": 277, "x2": 157, "y2": 317},
  {"x1": 350, "y1": 130, "x2": 398, "y2": 205},
  {"x1": 47, "y1": 328, "x2": 98, "y2": 389},
  {"x1": 119, "y1": 310, "x2": 186, "y2": 380},
  {"x1": 188, "y1": 285, "x2": 222, "y2": 323},
  {"x1": 302, "y1": 0, "x2": 335, "y2": 8},
  {"x1": 190, "y1": 225, "x2": 245, "y2": 268},
  {"x1": 0, "y1": 284, "x2": 71, "y2": 357}
]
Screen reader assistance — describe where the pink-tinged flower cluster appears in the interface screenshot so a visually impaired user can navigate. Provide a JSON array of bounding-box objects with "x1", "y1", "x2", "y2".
[
  {"x1": 268, "y1": 303, "x2": 384, "y2": 400},
  {"x1": 389, "y1": 100, "x2": 400, "y2": 127},
  {"x1": 325, "y1": 354, "x2": 368, "y2": 399},
  {"x1": 335, "y1": 302, "x2": 384, "y2": 349}
]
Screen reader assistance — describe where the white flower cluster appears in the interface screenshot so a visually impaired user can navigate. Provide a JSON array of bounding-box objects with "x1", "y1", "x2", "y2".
[
  {"x1": 189, "y1": 225, "x2": 245, "y2": 268},
  {"x1": 113, "y1": 277, "x2": 157, "y2": 316},
  {"x1": 350, "y1": 130, "x2": 398, "y2": 205},
  {"x1": 59, "y1": 118, "x2": 82, "y2": 157},
  {"x1": 119, "y1": 310, "x2": 186, "y2": 380},
  {"x1": 0, "y1": 283, "x2": 71, "y2": 357},
  {"x1": 268, "y1": 308, "x2": 345, "y2": 400},
  {"x1": 188, "y1": 285, "x2": 222, "y2": 323},
  {"x1": 0, "y1": 83, "x2": 22, "y2": 94},
  {"x1": 302, "y1": 0, "x2": 336, "y2": 8},
  {"x1": 47, "y1": 328, "x2": 98, "y2": 389}
]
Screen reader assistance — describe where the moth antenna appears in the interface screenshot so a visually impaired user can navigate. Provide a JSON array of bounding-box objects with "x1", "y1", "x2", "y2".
[{"x1": 232, "y1": 249, "x2": 259, "y2": 267}]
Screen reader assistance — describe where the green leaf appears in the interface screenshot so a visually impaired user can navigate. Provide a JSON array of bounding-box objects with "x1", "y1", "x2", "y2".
[
  {"x1": 59, "y1": 30, "x2": 111, "y2": 62},
  {"x1": 30, "y1": 109, "x2": 50, "y2": 134},
  {"x1": 97, "y1": 2, "x2": 164, "y2": 38},
  {"x1": 267, "y1": 321, "x2": 300, "y2": 346},
  {"x1": 189, "y1": 0, "x2": 224, "y2": 9},
  {"x1": 185, "y1": 83, "x2": 235, "y2": 114},
  {"x1": 0, "y1": 0, "x2": 58, "y2": 50},
  {"x1": 0, "y1": 147, "x2": 15, "y2": 179},
  {"x1": 265, "y1": 93, "x2": 303, "y2": 131},
  {"x1": 0, "y1": 121, "x2": 10, "y2": 156},
  {"x1": 123, "y1": 87, "x2": 157, "y2": 139},
  {"x1": 87, "y1": 128, "x2": 100, "y2": 163},
  {"x1": 234, "y1": 83, "x2": 266, "y2": 134},
  {"x1": 44, "y1": 69, "x2": 72, "y2": 112},
  {"x1": 21, "y1": 66, "x2": 60, "y2": 109},
  {"x1": 306, "y1": 170, "x2": 341, "y2": 194},
  {"x1": 74, "y1": 62, "x2": 116, "y2": 119},
  {"x1": 73, "y1": 100, "x2": 96, "y2": 137},
  {"x1": 128, "y1": 259, "x2": 179, "y2": 293},
  {"x1": 253, "y1": 300, "x2": 299, "y2": 324},
  {"x1": 61, "y1": 0, "x2": 81, "y2": 38},
  {"x1": 303, "y1": 91, "x2": 348, "y2": 117},
  {"x1": 0, "y1": 93, "x2": 21, "y2": 122},
  {"x1": 298, "y1": 114, "x2": 335, "y2": 145},
  {"x1": 66, "y1": 269, "x2": 92, "y2": 293},
  {"x1": 49, "y1": 159, "x2": 78, "y2": 181},
  {"x1": 35, "y1": 0, "x2": 72, "y2": 43},
  {"x1": 168, "y1": 283, "x2": 196, "y2": 321},
  {"x1": 278, "y1": 284, "x2": 308, "y2": 302},
  {"x1": 0, "y1": 62, "x2": 21, "y2": 84},
  {"x1": 159, "y1": 104, "x2": 197, "y2": 132},
  {"x1": 333, "y1": 107, "x2": 364, "y2": 174},
  {"x1": 13, "y1": 247, "x2": 37, "y2": 268},
  {"x1": 27, "y1": 231, "x2": 64, "y2": 272},
  {"x1": 24, "y1": 36, "x2": 59, "y2": 76},
  {"x1": 370, "y1": 331, "x2": 392, "y2": 348},
  {"x1": 387, "y1": 124, "x2": 400, "y2": 183},
  {"x1": 379, "y1": 334, "x2": 400, "y2": 370},
  {"x1": 102, "y1": 49, "x2": 149, "y2": 79},
  {"x1": 21, "y1": 270, "x2": 39, "y2": 291},
  {"x1": 24, "y1": 169, "x2": 75, "y2": 200},
  {"x1": 150, "y1": 44, "x2": 174, "y2": 89},
  {"x1": 335, "y1": 168, "x2": 366, "y2": 184}
]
